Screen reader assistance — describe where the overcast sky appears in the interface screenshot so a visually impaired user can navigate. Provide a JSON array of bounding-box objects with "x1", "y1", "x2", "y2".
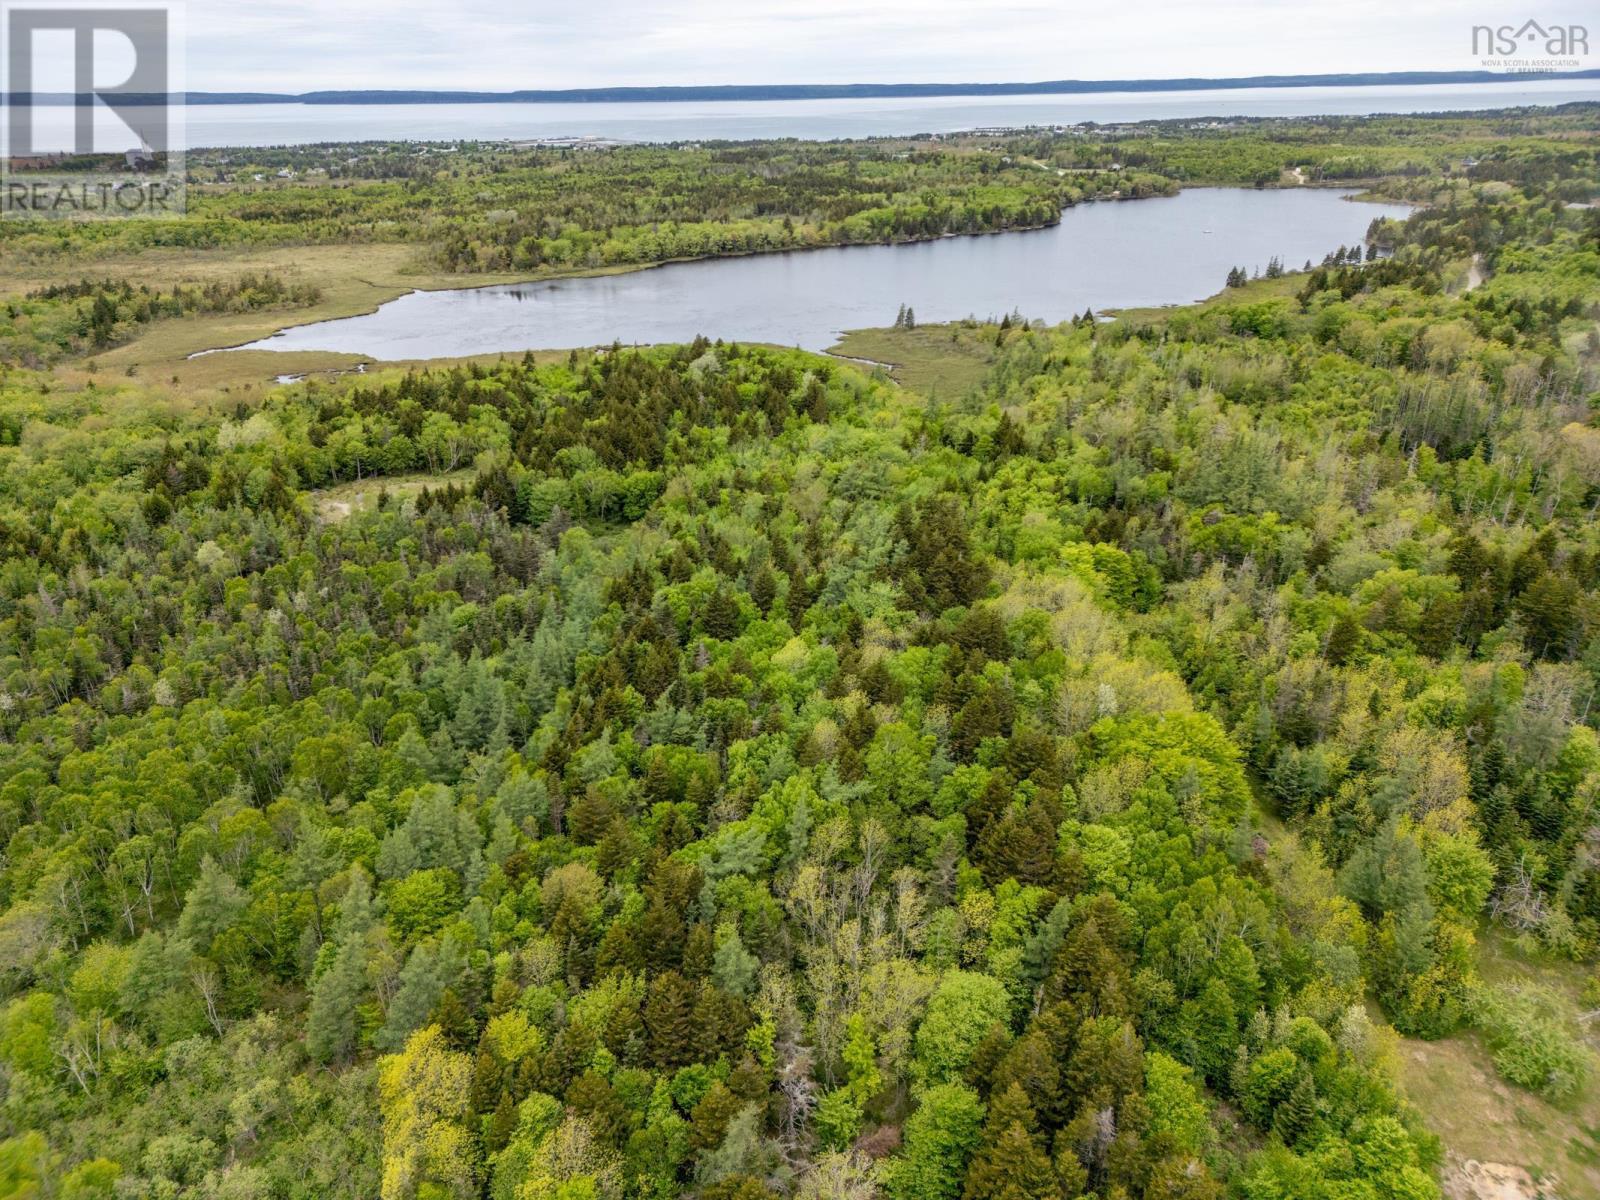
[{"x1": 178, "y1": 0, "x2": 1597, "y2": 92}]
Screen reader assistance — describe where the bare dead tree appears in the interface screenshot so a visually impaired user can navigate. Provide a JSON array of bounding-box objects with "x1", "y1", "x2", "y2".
[{"x1": 1490, "y1": 856, "x2": 1550, "y2": 932}]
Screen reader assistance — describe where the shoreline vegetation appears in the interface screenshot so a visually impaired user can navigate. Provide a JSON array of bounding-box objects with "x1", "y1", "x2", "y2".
[
  {"x1": 24, "y1": 186, "x2": 1377, "y2": 384},
  {"x1": 187, "y1": 193, "x2": 1185, "y2": 361},
  {"x1": 10, "y1": 106, "x2": 1591, "y2": 381},
  {"x1": 0, "y1": 105, "x2": 1598, "y2": 1199}
]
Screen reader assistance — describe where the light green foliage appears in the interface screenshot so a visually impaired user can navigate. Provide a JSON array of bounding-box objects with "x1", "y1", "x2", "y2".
[
  {"x1": 813, "y1": 1088, "x2": 864, "y2": 1153},
  {"x1": 886, "y1": 1084, "x2": 985, "y2": 1200},
  {"x1": 1143, "y1": 1052, "x2": 1210, "y2": 1155},
  {"x1": 0, "y1": 993, "x2": 57, "y2": 1078},
  {"x1": 174, "y1": 856, "x2": 248, "y2": 950},
  {"x1": 1472, "y1": 985, "x2": 1594, "y2": 1103},
  {"x1": 914, "y1": 972, "x2": 1011, "y2": 1081},
  {"x1": 0, "y1": 114, "x2": 1595, "y2": 1200}
]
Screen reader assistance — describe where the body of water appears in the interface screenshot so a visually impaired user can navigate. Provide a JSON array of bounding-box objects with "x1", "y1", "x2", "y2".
[
  {"x1": 157, "y1": 80, "x2": 1600, "y2": 146},
  {"x1": 227, "y1": 188, "x2": 1413, "y2": 360}
]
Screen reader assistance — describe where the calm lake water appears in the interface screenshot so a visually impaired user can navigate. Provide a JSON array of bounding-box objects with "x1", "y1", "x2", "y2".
[
  {"x1": 152, "y1": 80, "x2": 1600, "y2": 147},
  {"x1": 228, "y1": 188, "x2": 1413, "y2": 360}
]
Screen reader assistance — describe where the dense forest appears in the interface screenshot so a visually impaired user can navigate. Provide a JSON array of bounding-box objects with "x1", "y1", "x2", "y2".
[
  {"x1": 0, "y1": 275, "x2": 323, "y2": 368},
  {"x1": 0, "y1": 112, "x2": 1597, "y2": 1200},
  {"x1": 2, "y1": 140, "x2": 1169, "y2": 274}
]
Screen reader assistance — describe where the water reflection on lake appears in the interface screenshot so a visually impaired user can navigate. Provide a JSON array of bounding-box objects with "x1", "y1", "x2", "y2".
[{"x1": 229, "y1": 188, "x2": 1414, "y2": 359}]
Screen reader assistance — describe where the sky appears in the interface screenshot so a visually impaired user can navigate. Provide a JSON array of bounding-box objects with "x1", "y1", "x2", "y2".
[{"x1": 137, "y1": 0, "x2": 1600, "y2": 92}]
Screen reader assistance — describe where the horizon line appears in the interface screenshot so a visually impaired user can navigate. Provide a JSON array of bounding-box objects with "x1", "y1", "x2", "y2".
[{"x1": 11, "y1": 67, "x2": 1600, "y2": 106}]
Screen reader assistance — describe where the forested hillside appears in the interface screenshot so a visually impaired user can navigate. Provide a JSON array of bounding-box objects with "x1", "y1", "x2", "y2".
[
  {"x1": 0, "y1": 127, "x2": 1597, "y2": 1200},
  {"x1": 1, "y1": 140, "x2": 1168, "y2": 275}
]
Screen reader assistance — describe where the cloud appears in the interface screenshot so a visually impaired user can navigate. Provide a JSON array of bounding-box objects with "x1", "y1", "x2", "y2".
[{"x1": 180, "y1": 0, "x2": 1598, "y2": 92}]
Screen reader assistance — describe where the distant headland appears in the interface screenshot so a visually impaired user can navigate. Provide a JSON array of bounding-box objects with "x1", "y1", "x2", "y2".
[{"x1": 15, "y1": 68, "x2": 1600, "y2": 106}]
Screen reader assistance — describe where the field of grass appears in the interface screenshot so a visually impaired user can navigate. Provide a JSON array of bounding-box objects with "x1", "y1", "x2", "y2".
[
  {"x1": 1398, "y1": 931, "x2": 1600, "y2": 1199},
  {"x1": 1106, "y1": 271, "x2": 1308, "y2": 323},
  {"x1": 0, "y1": 241, "x2": 651, "y2": 390},
  {"x1": 1400, "y1": 1030, "x2": 1600, "y2": 1198},
  {"x1": 309, "y1": 469, "x2": 476, "y2": 523},
  {"x1": 827, "y1": 322, "x2": 1001, "y2": 396},
  {"x1": 1242, "y1": 772, "x2": 1600, "y2": 1199}
]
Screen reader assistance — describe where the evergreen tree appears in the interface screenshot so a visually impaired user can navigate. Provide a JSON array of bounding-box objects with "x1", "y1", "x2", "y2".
[
  {"x1": 1272, "y1": 1074, "x2": 1319, "y2": 1146},
  {"x1": 450, "y1": 653, "x2": 506, "y2": 751},
  {"x1": 644, "y1": 970, "x2": 698, "y2": 1069},
  {"x1": 331, "y1": 868, "x2": 376, "y2": 943},
  {"x1": 175, "y1": 856, "x2": 248, "y2": 950},
  {"x1": 689, "y1": 1081, "x2": 744, "y2": 1153},
  {"x1": 711, "y1": 926, "x2": 759, "y2": 998},
  {"x1": 961, "y1": 1084, "x2": 1057, "y2": 1200},
  {"x1": 1325, "y1": 612, "x2": 1361, "y2": 666},
  {"x1": 306, "y1": 934, "x2": 367, "y2": 1063},
  {"x1": 377, "y1": 941, "x2": 457, "y2": 1052}
]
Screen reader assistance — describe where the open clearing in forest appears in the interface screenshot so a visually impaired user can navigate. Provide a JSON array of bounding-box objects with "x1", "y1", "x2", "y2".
[
  {"x1": 828, "y1": 322, "x2": 1000, "y2": 395},
  {"x1": 310, "y1": 470, "x2": 475, "y2": 522},
  {"x1": 1247, "y1": 784, "x2": 1600, "y2": 1199},
  {"x1": 1400, "y1": 1030, "x2": 1600, "y2": 1199},
  {"x1": 1400, "y1": 933, "x2": 1600, "y2": 1199}
]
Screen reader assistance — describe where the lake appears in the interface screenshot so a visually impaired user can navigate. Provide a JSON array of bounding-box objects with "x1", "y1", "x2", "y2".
[
  {"x1": 159, "y1": 80, "x2": 1600, "y2": 147},
  {"x1": 226, "y1": 188, "x2": 1413, "y2": 360}
]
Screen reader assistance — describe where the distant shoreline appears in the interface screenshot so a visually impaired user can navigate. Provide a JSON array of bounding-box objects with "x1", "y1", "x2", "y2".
[{"x1": 11, "y1": 69, "x2": 1600, "y2": 106}]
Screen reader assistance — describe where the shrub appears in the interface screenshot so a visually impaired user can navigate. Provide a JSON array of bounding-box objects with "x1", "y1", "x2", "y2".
[{"x1": 1472, "y1": 984, "x2": 1593, "y2": 1103}]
